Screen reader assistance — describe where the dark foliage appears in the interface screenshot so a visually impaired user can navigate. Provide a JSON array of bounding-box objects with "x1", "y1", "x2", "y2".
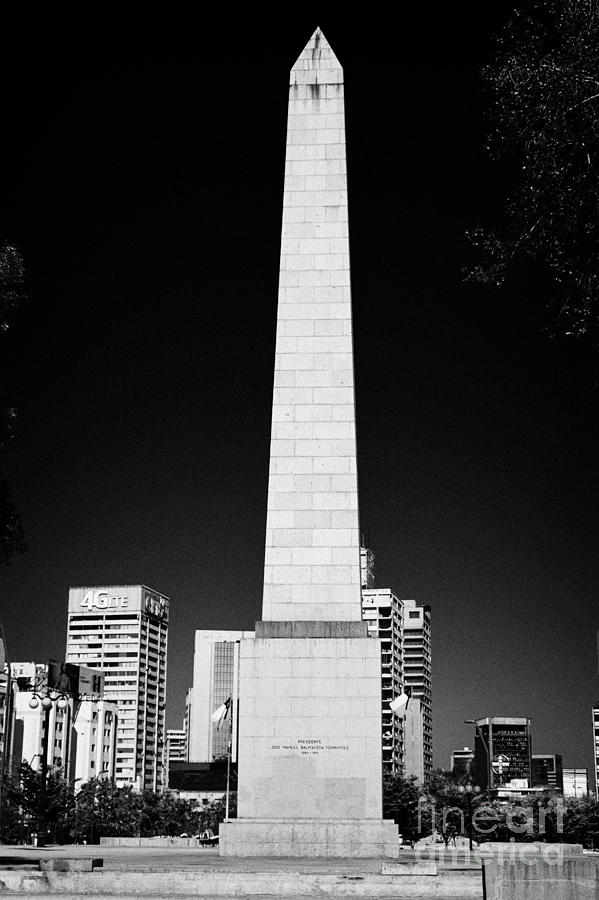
[
  {"x1": 468, "y1": 1, "x2": 599, "y2": 345},
  {"x1": 2, "y1": 765, "x2": 236, "y2": 844},
  {"x1": 0, "y1": 237, "x2": 26, "y2": 563}
]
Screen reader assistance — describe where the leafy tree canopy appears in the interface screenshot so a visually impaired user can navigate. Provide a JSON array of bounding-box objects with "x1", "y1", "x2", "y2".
[{"x1": 468, "y1": 1, "x2": 599, "y2": 346}]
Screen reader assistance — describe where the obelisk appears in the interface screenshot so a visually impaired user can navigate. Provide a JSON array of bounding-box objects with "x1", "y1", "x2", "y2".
[{"x1": 219, "y1": 29, "x2": 398, "y2": 857}]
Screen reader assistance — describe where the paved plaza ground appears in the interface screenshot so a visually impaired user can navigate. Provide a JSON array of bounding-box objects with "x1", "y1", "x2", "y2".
[
  {"x1": 0, "y1": 842, "x2": 469, "y2": 870},
  {"x1": 0, "y1": 843, "x2": 485, "y2": 898},
  {"x1": 1, "y1": 844, "x2": 597, "y2": 898}
]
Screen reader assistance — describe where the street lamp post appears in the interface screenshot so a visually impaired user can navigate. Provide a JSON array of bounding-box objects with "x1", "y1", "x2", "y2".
[
  {"x1": 458, "y1": 780, "x2": 481, "y2": 851},
  {"x1": 28, "y1": 691, "x2": 69, "y2": 846}
]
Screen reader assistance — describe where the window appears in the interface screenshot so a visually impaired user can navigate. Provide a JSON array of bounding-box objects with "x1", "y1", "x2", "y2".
[{"x1": 408, "y1": 611, "x2": 420, "y2": 619}]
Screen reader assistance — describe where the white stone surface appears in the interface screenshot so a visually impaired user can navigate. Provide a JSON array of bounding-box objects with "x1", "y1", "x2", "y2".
[
  {"x1": 220, "y1": 818, "x2": 399, "y2": 858},
  {"x1": 263, "y1": 27, "x2": 361, "y2": 622},
  {"x1": 233, "y1": 637, "x2": 384, "y2": 819},
  {"x1": 221, "y1": 29, "x2": 399, "y2": 859}
]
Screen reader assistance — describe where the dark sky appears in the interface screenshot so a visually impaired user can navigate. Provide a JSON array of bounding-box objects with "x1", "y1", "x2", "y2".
[{"x1": 1, "y1": 9, "x2": 599, "y2": 779}]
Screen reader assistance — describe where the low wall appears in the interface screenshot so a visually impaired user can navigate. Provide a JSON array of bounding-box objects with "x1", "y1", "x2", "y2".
[
  {"x1": 0, "y1": 868, "x2": 483, "y2": 897},
  {"x1": 100, "y1": 837, "x2": 202, "y2": 848},
  {"x1": 483, "y1": 857, "x2": 597, "y2": 899}
]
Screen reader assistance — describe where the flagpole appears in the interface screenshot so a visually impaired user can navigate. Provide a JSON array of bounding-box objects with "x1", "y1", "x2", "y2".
[{"x1": 225, "y1": 735, "x2": 231, "y2": 819}]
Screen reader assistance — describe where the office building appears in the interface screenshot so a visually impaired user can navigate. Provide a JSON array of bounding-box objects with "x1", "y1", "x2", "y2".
[
  {"x1": 451, "y1": 747, "x2": 474, "y2": 777},
  {"x1": 472, "y1": 716, "x2": 532, "y2": 791},
  {"x1": 361, "y1": 588, "x2": 404, "y2": 775},
  {"x1": 187, "y1": 630, "x2": 254, "y2": 764},
  {"x1": 402, "y1": 600, "x2": 432, "y2": 777},
  {"x1": 531, "y1": 754, "x2": 563, "y2": 793},
  {"x1": 168, "y1": 760, "x2": 230, "y2": 803},
  {"x1": 563, "y1": 767, "x2": 588, "y2": 798},
  {"x1": 66, "y1": 585, "x2": 169, "y2": 792}
]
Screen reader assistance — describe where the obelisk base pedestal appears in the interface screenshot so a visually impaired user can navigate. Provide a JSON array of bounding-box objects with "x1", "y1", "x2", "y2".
[
  {"x1": 221, "y1": 627, "x2": 399, "y2": 858},
  {"x1": 219, "y1": 818, "x2": 399, "y2": 858}
]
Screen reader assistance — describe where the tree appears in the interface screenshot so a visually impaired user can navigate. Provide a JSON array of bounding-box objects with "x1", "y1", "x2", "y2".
[
  {"x1": 383, "y1": 773, "x2": 427, "y2": 844},
  {"x1": 7, "y1": 762, "x2": 74, "y2": 842},
  {"x1": 468, "y1": 1, "x2": 599, "y2": 346},
  {"x1": 75, "y1": 780, "x2": 142, "y2": 843},
  {"x1": 0, "y1": 237, "x2": 26, "y2": 563},
  {"x1": 137, "y1": 790, "x2": 199, "y2": 837},
  {"x1": 563, "y1": 796, "x2": 599, "y2": 848},
  {"x1": 197, "y1": 793, "x2": 237, "y2": 835}
]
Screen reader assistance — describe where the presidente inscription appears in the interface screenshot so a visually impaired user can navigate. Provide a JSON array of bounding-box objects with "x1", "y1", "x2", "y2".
[{"x1": 271, "y1": 739, "x2": 350, "y2": 756}]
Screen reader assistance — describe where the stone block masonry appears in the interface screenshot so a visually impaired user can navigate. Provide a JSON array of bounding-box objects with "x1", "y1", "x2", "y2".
[
  {"x1": 219, "y1": 28, "x2": 398, "y2": 858},
  {"x1": 263, "y1": 26, "x2": 361, "y2": 624}
]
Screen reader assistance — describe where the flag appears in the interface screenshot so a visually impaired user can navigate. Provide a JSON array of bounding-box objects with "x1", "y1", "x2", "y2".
[{"x1": 211, "y1": 696, "x2": 232, "y2": 729}]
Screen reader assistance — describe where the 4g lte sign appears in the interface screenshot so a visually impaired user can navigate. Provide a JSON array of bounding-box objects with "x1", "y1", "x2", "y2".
[{"x1": 80, "y1": 590, "x2": 129, "y2": 611}]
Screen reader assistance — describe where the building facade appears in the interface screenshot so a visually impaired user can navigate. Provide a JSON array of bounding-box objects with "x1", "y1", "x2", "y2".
[
  {"x1": 8, "y1": 662, "x2": 117, "y2": 786},
  {"x1": 563, "y1": 767, "x2": 588, "y2": 798},
  {"x1": 187, "y1": 630, "x2": 254, "y2": 764},
  {"x1": 531, "y1": 753, "x2": 564, "y2": 793},
  {"x1": 66, "y1": 585, "x2": 169, "y2": 791},
  {"x1": 473, "y1": 717, "x2": 532, "y2": 791},
  {"x1": 402, "y1": 600, "x2": 432, "y2": 777},
  {"x1": 593, "y1": 703, "x2": 599, "y2": 799},
  {"x1": 361, "y1": 589, "x2": 403, "y2": 774},
  {"x1": 403, "y1": 697, "x2": 424, "y2": 783},
  {"x1": 10, "y1": 662, "x2": 71, "y2": 775},
  {"x1": 166, "y1": 728, "x2": 187, "y2": 765},
  {"x1": 71, "y1": 699, "x2": 118, "y2": 787},
  {"x1": 0, "y1": 624, "x2": 12, "y2": 802},
  {"x1": 451, "y1": 747, "x2": 474, "y2": 777}
]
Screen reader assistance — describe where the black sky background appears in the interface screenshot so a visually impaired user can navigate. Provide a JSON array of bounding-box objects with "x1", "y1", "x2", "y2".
[{"x1": 1, "y1": 8, "x2": 599, "y2": 777}]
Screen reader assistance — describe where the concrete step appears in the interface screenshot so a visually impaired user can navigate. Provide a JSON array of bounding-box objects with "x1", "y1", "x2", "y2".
[{"x1": 0, "y1": 867, "x2": 483, "y2": 897}]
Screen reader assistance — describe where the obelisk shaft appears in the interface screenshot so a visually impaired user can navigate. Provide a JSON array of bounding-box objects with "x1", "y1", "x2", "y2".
[
  {"x1": 263, "y1": 29, "x2": 361, "y2": 622},
  {"x1": 219, "y1": 30, "x2": 398, "y2": 857}
]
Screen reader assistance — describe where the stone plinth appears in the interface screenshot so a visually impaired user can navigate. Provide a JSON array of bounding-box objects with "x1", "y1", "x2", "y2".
[
  {"x1": 219, "y1": 631, "x2": 397, "y2": 857},
  {"x1": 219, "y1": 819, "x2": 399, "y2": 858},
  {"x1": 234, "y1": 633, "x2": 382, "y2": 819}
]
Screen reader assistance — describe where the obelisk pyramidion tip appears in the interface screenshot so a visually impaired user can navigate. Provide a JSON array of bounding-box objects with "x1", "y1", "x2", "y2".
[{"x1": 291, "y1": 26, "x2": 343, "y2": 75}]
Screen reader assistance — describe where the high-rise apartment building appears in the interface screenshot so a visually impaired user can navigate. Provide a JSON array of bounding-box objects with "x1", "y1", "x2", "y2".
[
  {"x1": 402, "y1": 600, "x2": 432, "y2": 777},
  {"x1": 531, "y1": 754, "x2": 563, "y2": 793},
  {"x1": 187, "y1": 630, "x2": 254, "y2": 764},
  {"x1": 359, "y1": 549, "x2": 431, "y2": 780},
  {"x1": 66, "y1": 585, "x2": 169, "y2": 792},
  {"x1": 361, "y1": 588, "x2": 403, "y2": 774},
  {"x1": 166, "y1": 729, "x2": 187, "y2": 764},
  {"x1": 473, "y1": 717, "x2": 532, "y2": 791}
]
